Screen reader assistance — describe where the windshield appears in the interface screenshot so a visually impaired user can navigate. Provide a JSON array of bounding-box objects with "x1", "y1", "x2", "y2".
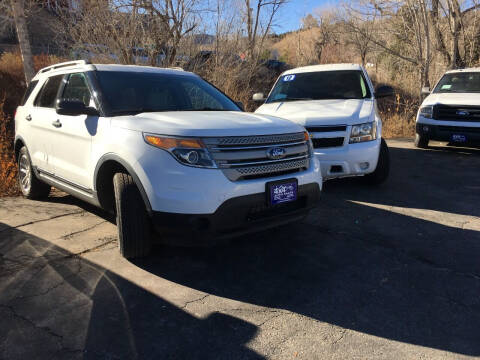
[
  {"x1": 266, "y1": 70, "x2": 372, "y2": 103},
  {"x1": 433, "y1": 72, "x2": 480, "y2": 93},
  {"x1": 95, "y1": 71, "x2": 240, "y2": 115}
]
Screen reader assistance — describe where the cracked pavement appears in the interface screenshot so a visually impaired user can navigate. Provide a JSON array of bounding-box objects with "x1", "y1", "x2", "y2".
[{"x1": 1, "y1": 139, "x2": 480, "y2": 359}]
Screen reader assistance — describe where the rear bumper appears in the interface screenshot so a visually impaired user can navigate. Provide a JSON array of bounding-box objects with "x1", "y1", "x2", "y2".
[
  {"x1": 416, "y1": 121, "x2": 480, "y2": 142},
  {"x1": 151, "y1": 182, "x2": 321, "y2": 241}
]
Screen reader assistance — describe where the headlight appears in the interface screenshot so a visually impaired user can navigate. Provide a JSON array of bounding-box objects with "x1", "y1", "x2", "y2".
[
  {"x1": 349, "y1": 122, "x2": 377, "y2": 143},
  {"x1": 419, "y1": 105, "x2": 433, "y2": 119},
  {"x1": 144, "y1": 134, "x2": 216, "y2": 168},
  {"x1": 304, "y1": 131, "x2": 314, "y2": 157}
]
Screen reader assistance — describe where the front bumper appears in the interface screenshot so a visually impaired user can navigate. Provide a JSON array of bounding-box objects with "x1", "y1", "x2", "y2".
[
  {"x1": 135, "y1": 143, "x2": 322, "y2": 214},
  {"x1": 151, "y1": 183, "x2": 321, "y2": 240},
  {"x1": 416, "y1": 118, "x2": 480, "y2": 142},
  {"x1": 314, "y1": 138, "x2": 381, "y2": 180}
]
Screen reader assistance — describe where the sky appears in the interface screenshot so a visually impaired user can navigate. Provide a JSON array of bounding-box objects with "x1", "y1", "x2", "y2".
[{"x1": 275, "y1": 0, "x2": 335, "y2": 33}]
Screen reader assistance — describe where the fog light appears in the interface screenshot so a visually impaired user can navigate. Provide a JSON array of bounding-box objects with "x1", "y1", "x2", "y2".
[
  {"x1": 359, "y1": 162, "x2": 369, "y2": 170},
  {"x1": 423, "y1": 125, "x2": 430, "y2": 132}
]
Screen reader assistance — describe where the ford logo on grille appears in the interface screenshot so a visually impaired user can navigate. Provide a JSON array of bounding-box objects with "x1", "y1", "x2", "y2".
[
  {"x1": 267, "y1": 147, "x2": 287, "y2": 160},
  {"x1": 456, "y1": 110, "x2": 470, "y2": 116}
]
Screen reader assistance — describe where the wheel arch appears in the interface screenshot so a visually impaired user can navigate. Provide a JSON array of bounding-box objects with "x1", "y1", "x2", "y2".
[
  {"x1": 14, "y1": 136, "x2": 26, "y2": 162},
  {"x1": 94, "y1": 154, "x2": 152, "y2": 214}
]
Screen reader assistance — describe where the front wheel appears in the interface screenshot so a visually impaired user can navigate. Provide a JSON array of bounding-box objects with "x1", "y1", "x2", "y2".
[
  {"x1": 362, "y1": 138, "x2": 390, "y2": 185},
  {"x1": 18, "y1": 146, "x2": 51, "y2": 199},
  {"x1": 113, "y1": 172, "x2": 152, "y2": 259},
  {"x1": 414, "y1": 133, "x2": 429, "y2": 148}
]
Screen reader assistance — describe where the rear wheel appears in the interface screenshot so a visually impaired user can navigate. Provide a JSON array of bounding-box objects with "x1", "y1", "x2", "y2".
[
  {"x1": 18, "y1": 146, "x2": 51, "y2": 199},
  {"x1": 362, "y1": 138, "x2": 390, "y2": 185},
  {"x1": 414, "y1": 133, "x2": 429, "y2": 148},
  {"x1": 113, "y1": 172, "x2": 152, "y2": 258}
]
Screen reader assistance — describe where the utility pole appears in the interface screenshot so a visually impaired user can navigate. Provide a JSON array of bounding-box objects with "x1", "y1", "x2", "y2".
[{"x1": 10, "y1": 0, "x2": 35, "y2": 83}]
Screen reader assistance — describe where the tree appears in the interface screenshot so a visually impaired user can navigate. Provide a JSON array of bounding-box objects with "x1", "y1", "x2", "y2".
[{"x1": 10, "y1": 0, "x2": 35, "y2": 83}]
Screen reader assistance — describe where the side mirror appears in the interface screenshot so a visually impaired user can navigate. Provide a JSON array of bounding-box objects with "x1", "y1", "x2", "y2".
[
  {"x1": 235, "y1": 101, "x2": 245, "y2": 111},
  {"x1": 252, "y1": 92, "x2": 266, "y2": 102},
  {"x1": 421, "y1": 87, "x2": 431, "y2": 95},
  {"x1": 375, "y1": 85, "x2": 394, "y2": 99},
  {"x1": 56, "y1": 99, "x2": 98, "y2": 116}
]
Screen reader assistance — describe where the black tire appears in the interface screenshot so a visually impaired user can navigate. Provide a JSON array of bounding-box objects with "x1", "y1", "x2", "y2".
[
  {"x1": 414, "y1": 133, "x2": 429, "y2": 148},
  {"x1": 17, "y1": 146, "x2": 51, "y2": 199},
  {"x1": 362, "y1": 138, "x2": 390, "y2": 185},
  {"x1": 113, "y1": 172, "x2": 152, "y2": 258}
]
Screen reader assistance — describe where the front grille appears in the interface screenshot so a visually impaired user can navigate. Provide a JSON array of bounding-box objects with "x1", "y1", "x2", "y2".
[
  {"x1": 306, "y1": 125, "x2": 347, "y2": 132},
  {"x1": 204, "y1": 133, "x2": 309, "y2": 181},
  {"x1": 433, "y1": 104, "x2": 480, "y2": 122},
  {"x1": 438, "y1": 125, "x2": 480, "y2": 133},
  {"x1": 312, "y1": 137, "x2": 345, "y2": 148}
]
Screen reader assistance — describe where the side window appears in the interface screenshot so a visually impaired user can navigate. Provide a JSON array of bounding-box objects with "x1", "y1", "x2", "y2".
[
  {"x1": 62, "y1": 73, "x2": 92, "y2": 107},
  {"x1": 21, "y1": 80, "x2": 39, "y2": 106},
  {"x1": 34, "y1": 75, "x2": 64, "y2": 108}
]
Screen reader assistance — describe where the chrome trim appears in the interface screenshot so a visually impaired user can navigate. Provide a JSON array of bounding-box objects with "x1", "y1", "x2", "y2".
[
  {"x1": 219, "y1": 154, "x2": 308, "y2": 168},
  {"x1": 209, "y1": 141, "x2": 307, "y2": 151}
]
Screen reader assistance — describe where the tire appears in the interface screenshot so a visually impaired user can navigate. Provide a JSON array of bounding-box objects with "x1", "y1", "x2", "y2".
[
  {"x1": 113, "y1": 172, "x2": 152, "y2": 258},
  {"x1": 414, "y1": 133, "x2": 429, "y2": 148},
  {"x1": 362, "y1": 138, "x2": 390, "y2": 185},
  {"x1": 17, "y1": 146, "x2": 51, "y2": 199}
]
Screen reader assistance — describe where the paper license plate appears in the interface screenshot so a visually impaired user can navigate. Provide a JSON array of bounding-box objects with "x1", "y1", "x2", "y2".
[{"x1": 267, "y1": 179, "x2": 298, "y2": 206}]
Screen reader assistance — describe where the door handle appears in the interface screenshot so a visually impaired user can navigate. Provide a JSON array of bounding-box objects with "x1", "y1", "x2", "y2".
[
  {"x1": 52, "y1": 119, "x2": 62, "y2": 128},
  {"x1": 25, "y1": 115, "x2": 32, "y2": 121}
]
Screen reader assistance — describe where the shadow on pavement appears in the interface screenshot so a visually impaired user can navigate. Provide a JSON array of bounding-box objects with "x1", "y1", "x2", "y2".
[
  {"x1": 134, "y1": 143, "x2": 480, "y2": 356},
  {"x1": 0, "y1": 225, "x2": 261, "y2": 359},
  {"x1": 3, "y1": 142, "x2": 479, "y2": 358}
]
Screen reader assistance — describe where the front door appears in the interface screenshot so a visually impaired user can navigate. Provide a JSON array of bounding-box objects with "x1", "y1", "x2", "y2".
[{"x1": 48, "y1": 72, "x2": 97, "y2": 190}]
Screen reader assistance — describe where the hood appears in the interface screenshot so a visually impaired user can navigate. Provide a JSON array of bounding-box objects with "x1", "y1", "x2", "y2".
[
  {"x1": 255, "y1": 99, "x2": 375, "y2": 126},
  {"x1": 110, "y1": 111, "x2": 304, "y2": 137},
  {"x1": 422, "y1": 92, "x2": 480, "y2": 106}
]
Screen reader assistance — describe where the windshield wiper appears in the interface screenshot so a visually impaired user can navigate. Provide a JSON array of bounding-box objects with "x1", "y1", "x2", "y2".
[
  {"x1": 183, "y1": 107, "x2": 226, "y2": 111},
  {"x1": 110, "y1": 108, "x2": 172, "y2": 116},
  {"x1": 269, "y1": 97, "x2": 313, "y2": 103}
]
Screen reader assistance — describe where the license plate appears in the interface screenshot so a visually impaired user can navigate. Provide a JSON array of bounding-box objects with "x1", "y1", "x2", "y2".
[
  {"x1": 452, "y1": 134, "x2": 467, "y2": 143},
  {"x1": 267, "y1": 179, "x2": 298, "y2": 206}
]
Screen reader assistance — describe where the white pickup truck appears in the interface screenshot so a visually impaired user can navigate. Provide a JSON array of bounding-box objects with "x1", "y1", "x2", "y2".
[
  {"x1": 253, "y1": 64, "x2": 393, "y2": 184},
  {"x1": 416, "y1": 68, "x2": 480, "y2": 147}
]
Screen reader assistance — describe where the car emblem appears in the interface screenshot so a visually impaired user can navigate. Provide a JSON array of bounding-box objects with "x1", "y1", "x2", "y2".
[
  {"x1": 266, "y1": 147, "x2": 286, "y2": 160},
  {"x1": 456, "y1": 110, "x2": 470, "y2": 116}
]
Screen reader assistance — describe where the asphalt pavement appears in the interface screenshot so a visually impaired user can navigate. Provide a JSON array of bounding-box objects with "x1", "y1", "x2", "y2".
[{"x1": 1, "y1": 139, "x2": 479, "y2": 359}]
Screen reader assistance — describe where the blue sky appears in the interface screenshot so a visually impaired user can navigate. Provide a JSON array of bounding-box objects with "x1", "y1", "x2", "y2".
[{"x1": 275, "y1": 0, "x2": 335, "y2": 33}]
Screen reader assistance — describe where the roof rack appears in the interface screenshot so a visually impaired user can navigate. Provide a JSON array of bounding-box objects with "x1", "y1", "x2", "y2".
[
  {"x1": 39, "y1": 60, "x2": 92, "y2": 73},
  {"x1": 169, "y1": 67, "x2": 184, "y2": 71}
]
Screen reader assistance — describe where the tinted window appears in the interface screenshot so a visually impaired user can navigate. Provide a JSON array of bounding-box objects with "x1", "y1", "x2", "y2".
[
  {"x1": 267, "y1": 70, "x2": 372, "y2": 103},
  {"x1": 434, "y1": 72, "x2": 480, "y2": 93},
  {"x1": 34, "y1": 75, "x2": 64, "y2": 108},
  {"x1": 62, "y1": 73, "x2": 92, "y2": 106},
  {"x1": 94, "y1": 71, "x2": 240, "y2": 115},
  {"x1": 21, "y1": 80, "x2": 39, "y2": 105}
]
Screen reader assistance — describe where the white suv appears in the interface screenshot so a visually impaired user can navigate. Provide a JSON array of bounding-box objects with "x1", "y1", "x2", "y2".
[
  {"x1": 416, "y1": 68, "x2": 480, "y2": 148},
  {"x1": 253, "y1": 64, "x2": 393, "y2": 184},
  {"x1": 14, "y1": 61, "x2": 322, "y2": 258}
]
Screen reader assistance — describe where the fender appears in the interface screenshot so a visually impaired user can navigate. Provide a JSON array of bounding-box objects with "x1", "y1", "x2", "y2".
[
  {"x1": 14, "y1": 135, "x2": 26, "y2": 161},
  {"x1": 94, "y1": 153, "x2": 153, "y2": 214}
]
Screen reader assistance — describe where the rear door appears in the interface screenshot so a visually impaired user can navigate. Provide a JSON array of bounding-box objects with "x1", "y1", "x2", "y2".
[
  {"x1": 49, "y1": 72, "x2": 96, "y2": 189},
  {"x1": 28, "y1": 74, "x2": 65, "y2": 174}
]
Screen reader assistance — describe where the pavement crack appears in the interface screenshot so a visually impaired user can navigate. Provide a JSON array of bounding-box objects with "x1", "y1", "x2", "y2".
[
  {"x1": 181, "y1": 294, "x2": 210, "y2": 310},
  {"x1": 0, "y1": 304, "x2": 63, "y2": 342},
  {"x1": 0, "y1": 211, "x2": 86, "y2": 234},
  {"x1": 62, "y1": 220, "x2": 109, "y2": 240}
]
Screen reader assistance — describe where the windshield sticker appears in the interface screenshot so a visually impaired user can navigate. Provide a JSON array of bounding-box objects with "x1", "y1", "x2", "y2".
[
  {"x1": 441, "y1": 84, "x2": 452, "y2": 90},
  {"x1": 283, "y1": 75, "x2": 296, "y2": 82}
]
